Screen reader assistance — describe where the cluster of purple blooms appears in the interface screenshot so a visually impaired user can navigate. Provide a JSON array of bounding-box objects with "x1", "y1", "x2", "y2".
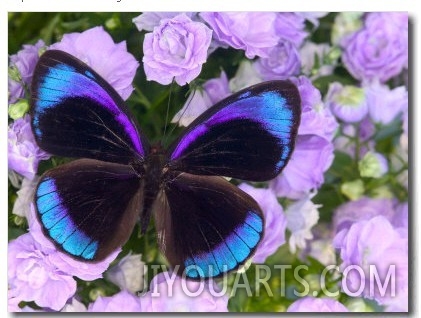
[{"x1": 8, "y1": 12, "x2": 408, "y2": 312}]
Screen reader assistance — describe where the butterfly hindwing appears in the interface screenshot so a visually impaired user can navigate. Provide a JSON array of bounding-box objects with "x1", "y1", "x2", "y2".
[
  {"x1": 154, "y1": 172, "x2": 264, "y2": 279},
  {"x1": 34, "y1": 159, "x2": 142, "y2": 261},
  {"x1": 30, "y1": 50, "x2": 148, "y2": 165},
  {"x1": 167, "y1": 81, "x2": 301, "y2": 181}
]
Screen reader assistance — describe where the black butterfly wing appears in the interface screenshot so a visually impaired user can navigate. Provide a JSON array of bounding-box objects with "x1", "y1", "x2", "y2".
[
  {"x1": 34, "y1": 159, "x2": 142, "y2": 261},
  {"x1": 167, "y1": 80, "x2": 301, "y2": 181},
  {"x1": 30, "y1": 49, "x2": 149, "y2": 165},
  {"x1": 154, "y1": 172, "x2": 264, "y2": 279}
]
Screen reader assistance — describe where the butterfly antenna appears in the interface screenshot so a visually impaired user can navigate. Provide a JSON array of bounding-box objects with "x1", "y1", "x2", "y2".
[
  {"x1": 162, "y1": 79, "x2": 175, "y2": 144},
  {"x1": 164, "y1": 87, "x2": 199, "y2": 144}
]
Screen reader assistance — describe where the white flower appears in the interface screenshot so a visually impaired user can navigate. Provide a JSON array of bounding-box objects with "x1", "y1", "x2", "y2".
[
  {"x1": 61, "y1": 298, "x2": 87, "y2": 312},
  {"x1": 106, "y1": 253, "x2": 147, "y2": 293},
  {"x1": 12, "y1": 176, "x2": 39, "y2": 221},
  {"x1": 285, "y1": 191, "x2": 321, "y2": 253},
  {"x1": 229, "y1": 60, "x2": 262, "y2": 92},
  {"x1": 172, "y1": 89, "x2": 212, "y2": 127}
]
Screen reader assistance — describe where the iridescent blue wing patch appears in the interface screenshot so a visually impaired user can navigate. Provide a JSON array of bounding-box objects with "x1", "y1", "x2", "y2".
[
  {"x1": 30, "y1": 50, "x2": 148, "y2": 165},
  {"x1": 154, "y1": 172, "x2": 264, "y2": 279},
  {"x1": 167, "y1": 81, "x2": 301, "y2": 181},
  {"x1": 34, "y1": 159, "x2": 142, "y2": 261}
]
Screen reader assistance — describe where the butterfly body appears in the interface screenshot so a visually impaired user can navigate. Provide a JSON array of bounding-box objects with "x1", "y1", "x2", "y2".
[{"x1": 30, "y1": 50, "x2": 301, "y2": 279}]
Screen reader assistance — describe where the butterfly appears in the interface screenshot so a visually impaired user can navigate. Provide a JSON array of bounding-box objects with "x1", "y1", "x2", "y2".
[{"x1": 30, "y1": 49, "x2": 301, "y2": 279}]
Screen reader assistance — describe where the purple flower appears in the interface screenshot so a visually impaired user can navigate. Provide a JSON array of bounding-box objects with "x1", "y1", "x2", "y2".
[
  {"x1": 254, "y1": 41, "x2": 301, "y2": 80},
  {"x1": 271, "y1": 135, "x2": 334, "y2": 199},
  {"x1": 364, "y1": 81, "x2": 408, "y2": 125},
  {"x1": 274, "y1": 13, "x2": 308, "y2": 47},
  {"x1": 8, "y1": 233, "x2": 77, "y2": 311},
  {"x1": 8, "y1": 114, "x2": 50, "y2": 180},
  {"x1": 300, "y1": 223, "x2": 336, "y2": 266},
  {"x1": 172, "y1": 71, "x2": 231, "y2": 127},
  {"x1": 88, "y1": 290, "x2": 143, "y2": 312},
  {"x1": 333, "y1": 216, "x2": 408, "y2": 310},
  {"x1": 333, "y1": 196, "x2": 395, "y2": 234},
  {"x1": 203, "y1": 71, "x2": 231, "y2": 104},
  {"x1": 291, "y1": 76, "x2": 338, "y2": 141},
  {"x1": 200, "y1": 12, "x2": 279, "y2": 59},
  {"x1": 287, "y1": 296, "x2": 349, "y2": 312},
  {"x1": 341, "y1": 12, "x2": 408, "y2": 83},
  {"x1": 8, "y1": 39, "x2": 45, "y2": 104},
  {"x1": 325, "y1": 83, "x2": 368, "y2": 123},
  {"x1": 142, "y1": 272, "x2": 229, "y2": 312},
  {"x1": 143, "y1": 14, "x2": 212, "y2": 86},
  {"x1": 392, "y1": 201, "x2": 408, "y2": 231},
  {"x1": 50, "y1": 26, "x2": 138, "y2": 100},
  {"x1": 296, "y1": 12, "x2": 329, "y2": 28},
  {"x1": 28, "y1": 204, "x2": 120, "y2": 281},
  {"x1": 61, "y1": 298, "x2": 87, "y2": 312},
  {"x1": 238, "y1": 184, "x2": 287, "y2": 262},
  {"x1": 300, "y1": 42, "x2": 335, "y2": 79},
  {"x1": 133, "y1": 12, "x2": 196, "y2": 32}
]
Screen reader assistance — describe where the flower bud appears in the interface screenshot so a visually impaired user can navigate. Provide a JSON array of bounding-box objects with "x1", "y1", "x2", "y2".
[{"x1": 358, "y1": 151, "x2": 388, "y2": 178}]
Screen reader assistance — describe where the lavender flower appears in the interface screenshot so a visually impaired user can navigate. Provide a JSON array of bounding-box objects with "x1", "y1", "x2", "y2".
[
  {"x1": 8, "y1": 233, "x2": 77, "y2": 311},
  {"x1": 300, "y1": 42, "x2": 336, "y2": 79},
  {"x1": 301, "y1": 223, "x2": 336, "y2": 266},
  {"x1": 274, "y1": 13, "x2": 308, "y2": 47},
  {"x1": 143, "y1": 14, "x2": 212, "y2": 86},
  {"x1": 296, "y1": 12, "x2": 329, "y2": 28},
  {"x1": 143, "y1": 272, "x2": 229, "y2": 312},
  {"x1": 325, "y1": 83, "x2": 368, "y2": 123},
  {"x1": 88, "y1": 290, "x2": 143, "y2": 312},
  {"x1": 229, "y1": 60, "x2": 262, "y2": 92},
  {"x1": 133, "y1": 12, "x2": 195, "y2": 32},
  {"x1": 270, "y1": 135, "x2": 334, "y2": 199},
  {"x1": 203, "y1": 71, "x2": 231, "y2": 104},
  {"x1": 333, "y1": 216, "x2": 408, "y2": 310},
  {"x1": 331, "y1": 12, "x2": 363, "y2": 45},
  {"x1": 61, "y1": 298, "x2": 88, "y2": 312},
  {"x1": 341, "y1": 12, "x2": 408, "y2": 83},
  {"x1": 238, "y1": 184, "x2": 287, "y2": 262},
  {"x1": 8, "y1": 39, "x2": 45, "y2": 104},
  {"x1": 254, "y1": 41, "x2": 301, "y2": 80},
  {"x1": 200, "y1": 12, "x2": 279, "y2": 59},
  {"x1": 50, "y1": 26, "x2": 138, "y2": 100},
  {"x1": 12, "y1": 176, "x2": 39, "y2": 221},
  {"x1": 364, "y1": 81, "x2": 408, "y2": 125},
  {"x1": 8, "y1": 114, "x2": 50, "y2": 180},
  {"x1": 106, "y1": 253, "x2": 147, "y2": 293},
  {"x1": 284, "y1": 191, "x2": 321, "y2": 253},
  {"x1": 287, "y1": 296, "x2": 349, "y2": 312}
]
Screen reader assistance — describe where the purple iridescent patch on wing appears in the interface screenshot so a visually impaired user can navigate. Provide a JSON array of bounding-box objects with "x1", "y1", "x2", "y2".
[{"x1": 34, "y1": 63, "x2": 144, "y2": 155}]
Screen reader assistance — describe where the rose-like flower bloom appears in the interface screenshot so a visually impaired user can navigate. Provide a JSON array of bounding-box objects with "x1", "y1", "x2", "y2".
[
  {"x1": 333, "y1": 216, "x2": 408, "y2": 310},
  {"x1": 142, "y1": 272, "x2": 229, "y2": 312},
  {"x1": 254, "y1": 41, "x2": 301, "y2": 80},
  {"x1": 300, "y1": 42, "x2": 335, "y2": 79},
  {"x1": 12, "y1": 176, "x2": 39, "y2": 221},
  {"x1": 50, "y1": 26, "x2": 138, "y2": 100},
  {"x1": 8, "y1": 115, "x2": 50, "y2": 180},
  {"x1": 364, "y1": 81, "x2": 408, "y2": 125},
  {"x1": 325, "y1": 83, "x2": 368, "y2": 123},
  {"x1": 331, "y1": 12, "x2": 363, "y2": 45},
  {"x1": 61, "y1": 298, "x2": 88, "y2": 312},
  {"x1": 287, "y1": 296, "x2": 349, "y2": 312},
  {"x1": 133, "y1": 12, "x2": 195, "y2": 32},
  {"x1": 274, "y1": 13, "x2": 308, "y2": 47},
  {"x1": 358, "y1": 151, "x2": 388, "y2": 178},
  {"x1": 88, "y1": 290, "x2": 143, "y2": 312},
  {"x1": 8, "y1": 233, "x2": 77, "y2": 311},
  {"x1": 229, "y1": 60, "x2": 263, "y2": 92},
  {"x1": 143, "y1": 14, "x2": 212, "y2": 86},
  {"x1": 8, "y1": 39, "x2": 45, "y2": 104},
  {"x1": 341, "y1": 12, "x2": 408, "y2": 83},
  {"x1": 291, "y1": 76, "x2": 338, "y2": 141},
  {"x1": 106, "y1": 252, "x2": 147, "y2": 293},
  {"x1": 200, "y1": 12, "x2": 279, "y2": 59},
  {"x1": 172, "y1": 71, "x2": 231, "y2": 127},
  {"x1": 28, "y1": 204, "x2": 120, "y2": 281},
  {"x1": 270, "y1": 135, "x2": 334, "y2": 199},
  {"x1": 238, "y1": 184, "x2": 287, "y2": 263},
  {"x1": 283, "y1": 191, "x2": 321, "y2": 253},
  {"x1": 203, "y1": 71, "x2": 231, "y2": 105},
  {"x1": 333, "y1": 196, "x2": 395, "y2": 234}
]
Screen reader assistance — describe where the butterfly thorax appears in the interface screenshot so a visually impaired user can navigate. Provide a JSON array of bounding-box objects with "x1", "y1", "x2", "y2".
[{"x1": 138, "y1": 143, "x2": 167, "y2": 234}]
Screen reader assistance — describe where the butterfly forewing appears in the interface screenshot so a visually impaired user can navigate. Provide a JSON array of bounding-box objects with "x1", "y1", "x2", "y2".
[
  {"x1": 30, "y1": 50, "x2": 149, "y2": 165},
  {"x1": 167, "y1": 81, "x2": 301, "y2": 181},
  {"x1": 34, "y1": 159, "x2": 143, "y2": 261},
  {"x1": 154, "y1": 172, "x2": 264, "y2": 279}
]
